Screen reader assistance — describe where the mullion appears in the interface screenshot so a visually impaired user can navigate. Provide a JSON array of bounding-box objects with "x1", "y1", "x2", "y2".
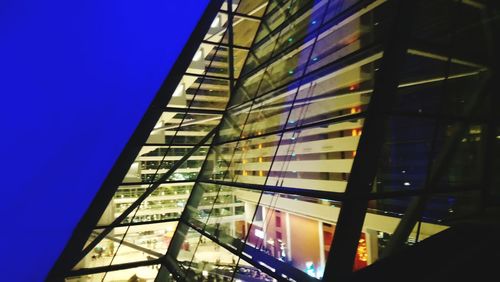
[
  {"x1": 241, "y1": 0, "x2": 376, "y2": 81},
  {"x1": 201, "y1": 39, "x2": 251, "y2": 51},
  {"x1": 323, "y1": 1, "x2": 417, "y2": 279},
  {"x1": 227, "y1": 42, "x2": 382, "y2": 112},
  {"x1": 214, "y1": 112, "x2": 365, "y2": 146},
  {"x1": 95, "y1": 217, "x2": 180, "y2": 229},
  {"x1": 184, "y1": 71, "x2": 231, "y2": 81}
]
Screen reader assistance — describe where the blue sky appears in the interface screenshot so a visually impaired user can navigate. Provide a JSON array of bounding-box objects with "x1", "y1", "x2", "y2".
[{"x1": 0, "y1": 0, "x2": 209, "y2": 280}]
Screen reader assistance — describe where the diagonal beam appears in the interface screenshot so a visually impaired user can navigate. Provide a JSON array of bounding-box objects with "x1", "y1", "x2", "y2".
[
  {"x1": 322, "y1": 1, "x2": 417, "y2": 280},
  {"x1": 67, "y1": 258, "x2": 162, "y2": 277},
  {"x1": 74, "y1": 127, "x2": 217, "y2": 270}
]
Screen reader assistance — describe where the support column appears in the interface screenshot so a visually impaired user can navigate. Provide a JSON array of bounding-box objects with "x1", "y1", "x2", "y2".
[
  {"x1": 322, "y1": 1, "x2": 416, "y2": 280},
  {"x1": 318, "y1": 222, "x2": 325, "y2": 277},
  {"x1": 365, "y1": 228, "x2": 379, "y2": 265},
  {"x1": 286, "y1": 212, "x2": 292, "y2": 260}
]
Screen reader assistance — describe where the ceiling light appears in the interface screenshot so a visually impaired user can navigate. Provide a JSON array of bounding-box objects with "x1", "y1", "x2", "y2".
[
  {"x1": 192, "y1": 49, "x2": 203, "y2": 61},
  {"x1": 211, "y1": 15, "x2": 220, "y2": 28},
  {"x1": 173, "y1": 83, "x2": 185, "y2": 97}
]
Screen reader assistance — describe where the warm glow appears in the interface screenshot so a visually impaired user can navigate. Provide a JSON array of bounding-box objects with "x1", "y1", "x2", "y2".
[{"x1": 357, "y1": 238, "x2": 368, "y2": 262}]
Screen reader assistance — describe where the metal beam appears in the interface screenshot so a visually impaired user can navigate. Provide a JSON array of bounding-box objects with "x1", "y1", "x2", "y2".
[
  {"x1": 94, "y1": 217, "x2": 180, "y2": 230},
  {"x1": 164, "y1": 106, "x2": 224, "y2": 115},
  {"x1": 67, "y1": 258, "x2": 162, "y2": 277},
  {"x1": 322, "y1": 1, "x2": 417, "y2": 280}
]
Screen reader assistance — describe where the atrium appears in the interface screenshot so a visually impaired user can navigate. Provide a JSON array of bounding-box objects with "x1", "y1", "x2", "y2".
[{"x1": 49, "y1": 0, "x2": 500, "y2": 281}]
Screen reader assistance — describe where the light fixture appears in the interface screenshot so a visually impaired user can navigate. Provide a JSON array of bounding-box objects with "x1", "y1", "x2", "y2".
[
  {"x1": 173, "y1": 83, "x2": 185, "y2": 97},
  {"x1": 192, "y1": 49, "x2": 203, "y2": 62},
  {"x1": 211, "y1": 15, "x2": 220, "y2": 28}
]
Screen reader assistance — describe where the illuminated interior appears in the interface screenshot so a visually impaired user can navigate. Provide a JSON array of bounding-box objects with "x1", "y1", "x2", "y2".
[{"x1": 57, "y1": 0, "x2": 500, "y2": 281}]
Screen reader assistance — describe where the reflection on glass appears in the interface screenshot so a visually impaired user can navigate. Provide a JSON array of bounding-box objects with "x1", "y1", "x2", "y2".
[
  {"x1": 66, "y1": 264, "x2": 161, "y2": 282},
  {"x1": 74, "y1": 222, "x2": 177, "y2": 270},
  {"x1": 244, "y1": 193, "x2": 341, "y2": 279}
]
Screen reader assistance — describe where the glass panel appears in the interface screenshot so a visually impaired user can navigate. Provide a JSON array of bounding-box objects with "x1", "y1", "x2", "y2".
[
  {"x1": 74, "y1": 222, "x2": 177, "y2": 270},
  {"x1": 215, "y1": 104, "x2": 252, "y2": 143},
  {"x1": 235, "y1": 0, "x2": 268, "y2": 17},
  {"x1": 187, "y1": 43, "x2": 229, "y2": 78},
  {"x1": 306, "y1": 1, "x2": 392, "y2": 74},
  {"x1": 222, "y1": 135, "x2": 279, "y2": 185},
  {"x1": 245, "y1": 192, "x2": 341, "y2": 279},
  {"x1": 205, "y1": 12, "x2": 228, "y2": 43},
  {"x1": 394, "y1": 50, "x2": 489, "y2": 117},
  {"x1": 399, "y1": 0, "x2": 493, "y2": 119},
  {"x1": 234, "y1": 47, "x2": 250, "y2": 78},
  {"x1": 248, "y1": 0, "x2": 369, "y2": 76},
  {"x1": 244, "y1": 34, "x2": 278, "y2": 74},
  {"x1": 186, "y1": 233, "x2": 239, "y2": 281},
  {"x1": 207, "y1": 117, "x2": 365, "y2": 193},
  {"x1": 266, "y1": 119, "x2": 364, "y2": 192},
  {"x1": 372, "y1": 117, "x2": 438, "y2": 193},
  {"x1": 235, "y1": 259, "x2": 277, "y2": 281},
  {"x1": 234, "y1": 42, "x2": 315, "y2": 107},
  {"x1": 66, "y1": 264, "x2": 161, "y2": 282},
  {"x1": 323, "y1": 0, "x2": 359, "y2": 22},
  {"x1": 423, "y1": 190, "x2": 483, "y2": 224},
  {"x1": 286, "y1": 62, "x2": 374, "y2": 130},
  {"x1": 145, "y1": 112, "x2": 218, "y2": 145},
  {"x1": 230, "y1": 67, "x2": 266, "y2": 106},
  {"x1": 122, "y1": 144, "x2": 208, "y2": 184},
  {"x1": 201, "y1": 186, "x2": 260, "y2": 250},
  {"x1": 200, "y1": 142, "x2": 240, "y2": 181},
  {"x1": 225, "y1": 16, "x2": 261, "y2": 47},
  {"x1": 354, "y1": 196, "x2": 449, "y2": 271},
  {"x1": 241, "y1": 55, "x2": 378, "y2": 136},
  {"x1": 409, "y1": 0, "x2": 489, "y2": 64},
  {"x1": 437, "y1": 124, "x2": 484, "y2": 189},
  {"x1": 255, "y1": 0, "x2": 314, "y2": 43},
  {"x1": 119, "y1": 184, "x2": 193, "y2": 225},
  {"x1": 240, "y1": 81, "x2": 302, "y2": 138},
  {"x1": 174, "y1": 224, "x2": 203, "y2": 268},
  {"x1": 168, "y1": 74, "x2": 230, "y2": 111},
  {"x1": 268, "y1": 0, "x2": 329, "y2": 58},
  {"x1": 95, "y1": 182, "x2": 193, "y2": 226},
  {"x1": 183, "y1": 184, "x2": 253, "y2": 239},
  {"x1": 372, "y1": 119, "x2": 490, "y2": 201},
  {"x1": 155, "y1": 265, "x2": 176, "y2": 282}
]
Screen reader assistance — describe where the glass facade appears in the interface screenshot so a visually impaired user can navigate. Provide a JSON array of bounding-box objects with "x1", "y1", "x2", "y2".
[{"x1": 58, "y1": 0, "x2": 500, "y2": 281}]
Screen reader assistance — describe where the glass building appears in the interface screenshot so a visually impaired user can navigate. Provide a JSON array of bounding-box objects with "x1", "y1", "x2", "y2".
[{"x1": 50, "y1": 0, "x2": 500, "y2": 281}]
